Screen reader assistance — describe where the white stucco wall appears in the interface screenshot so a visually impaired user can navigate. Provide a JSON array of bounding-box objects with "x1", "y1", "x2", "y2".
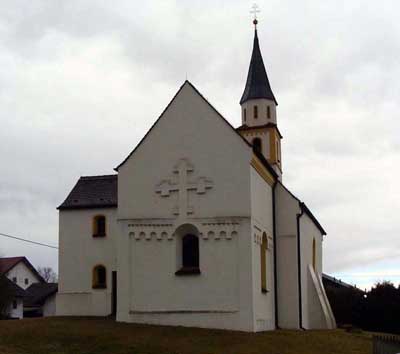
[
  {"x1": 43, "y1": 294, "x2": 56, "y2": 317},
  {"x1": 275, "y1": 182, "x2": 301, "y2": 329},
  {"x1": 241, "y1": 98, "x2": 277, "y2": 126},
  {"x1": 299, "y1": 213, "x2": 324, "y2": 329},
  {"x1": 250, "y1": 167, "x2": 275, "y2": 331},
  {"x1": 6, "y1": 262, "x2": 41, "y2": 290},
  {"x1": 116, "y1": 82, "x2": 257, "y2": 331},
  {"x1": 57, "y1": 208, "x2": 117, "y2": 316},
  {"x1": 118, "y1": 83, "x2": 252, "y2": 220}
]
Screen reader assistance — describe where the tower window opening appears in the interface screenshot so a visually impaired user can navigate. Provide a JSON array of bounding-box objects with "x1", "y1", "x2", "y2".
[
  {"x1": 254, "y1": 105, "x2": 258, "y2": 119},
  {"x1": 253, "y1": 138, "x2": 262, "y2": 154},
  {"x1": 244, "y1": 108, "x2": 247, "y2": 122},
  {"x1": 267, "y1": 106, "x2": 271, "y2": 119}
]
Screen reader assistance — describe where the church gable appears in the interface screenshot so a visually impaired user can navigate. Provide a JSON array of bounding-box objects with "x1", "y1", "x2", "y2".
[{"x1": 117, "y1": 81, "x2": 253, "y2": 219}]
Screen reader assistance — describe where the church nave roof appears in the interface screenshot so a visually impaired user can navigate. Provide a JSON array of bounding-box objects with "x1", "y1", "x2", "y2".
[{"x1": 58, "y1": 174, "x2": 117, "y2": 210}]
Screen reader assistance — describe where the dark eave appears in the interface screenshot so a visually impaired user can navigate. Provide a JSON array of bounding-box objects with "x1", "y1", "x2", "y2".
[{"x1": 300, "y1": 202, "x2": 327, "y2": 236}]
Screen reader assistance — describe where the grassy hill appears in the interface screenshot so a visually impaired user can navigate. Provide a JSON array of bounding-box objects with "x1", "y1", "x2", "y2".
[{"x1": 0, "y1": 317, "x2": 371, "y2": 354}]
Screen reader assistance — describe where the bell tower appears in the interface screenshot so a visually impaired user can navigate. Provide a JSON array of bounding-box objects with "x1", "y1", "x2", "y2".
[{"x1": 238, "y1": 17, "x2": 282, "y2": 179}]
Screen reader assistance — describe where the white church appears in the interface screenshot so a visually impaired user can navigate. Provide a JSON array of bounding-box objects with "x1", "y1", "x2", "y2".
[{"x1": 56, "y1": 21, "x2": 336, "y2": 332}]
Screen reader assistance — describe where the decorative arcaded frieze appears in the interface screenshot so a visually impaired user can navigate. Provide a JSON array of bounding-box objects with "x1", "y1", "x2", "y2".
[
  {"x1": 128, "y1": 219, "x2": 240, "y2": 242},
  {"x1": 128, "y1": 223, "x2": 173, "y2": 228}
]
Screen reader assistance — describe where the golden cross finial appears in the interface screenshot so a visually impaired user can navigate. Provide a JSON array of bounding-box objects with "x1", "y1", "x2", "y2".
[{"x1": 250, "y1": 3, "x2": 260, "y2": 28}]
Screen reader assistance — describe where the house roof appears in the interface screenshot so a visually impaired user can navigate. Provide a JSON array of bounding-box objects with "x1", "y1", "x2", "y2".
[
  {"x1": 58, "y1": 175, "x2": 118, "y2": 210},
  {"x1": 25, "y1": 283, "x2": 58, "y2": 307},
  {"x1": 2, "y1": 277, "x2": 26, "y2": 298},
  {"x1": 240, "y1": 29, "x2": 277, "y2": 105},
  {"x1": 322, "y1": 273, "x2": 364, "y2": 292},
  {"x1": 0, "y1": 257, "x2": 45, "y2": 282}
]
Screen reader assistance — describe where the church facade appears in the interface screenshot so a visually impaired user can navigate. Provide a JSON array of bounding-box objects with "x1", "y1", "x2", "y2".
[{"x1": 56, "y1": 25, "x2": 336, "y2": 332}]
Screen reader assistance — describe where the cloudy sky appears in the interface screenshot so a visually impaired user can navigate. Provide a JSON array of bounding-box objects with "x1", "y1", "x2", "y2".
[{"x1": 0, "y1": 0, "x2": 399, "y2": 290}]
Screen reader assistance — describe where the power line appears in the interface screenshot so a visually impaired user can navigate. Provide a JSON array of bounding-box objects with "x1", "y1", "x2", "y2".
[{"x1": 0, "y1": 232, "x2": 58, "y2": 250}]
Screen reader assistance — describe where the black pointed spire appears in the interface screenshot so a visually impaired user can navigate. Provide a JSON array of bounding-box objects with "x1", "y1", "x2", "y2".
[{"x1": 240, "y1": 29, "x2": 277, "y2": 105}]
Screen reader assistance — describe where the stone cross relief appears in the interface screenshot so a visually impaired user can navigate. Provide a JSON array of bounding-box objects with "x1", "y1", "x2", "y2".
[{"x1": 155, "y1": 159, "x2": 213, "y2": 217}]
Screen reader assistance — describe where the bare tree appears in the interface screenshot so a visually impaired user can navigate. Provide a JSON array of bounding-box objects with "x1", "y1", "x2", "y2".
[{"x1": 37, "y1": 266, "x2": 58, "y2": 283}]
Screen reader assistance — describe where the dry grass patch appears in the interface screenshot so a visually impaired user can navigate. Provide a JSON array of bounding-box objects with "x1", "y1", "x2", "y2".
[{"x1": 0, "y1": 317, "x2": 372, "y2": 354}]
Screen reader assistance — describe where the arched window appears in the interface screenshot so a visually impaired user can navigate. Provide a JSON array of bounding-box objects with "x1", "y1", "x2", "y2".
[
  {"x1": 92, "y1": 265, "x2": 107, "y2": 289},
  {"x1": 93, "y1": 215, "x2": 106, "y2": 237},
  {"x1": 182, "y1": 234, "x2": 199, "y2": 269},
  {"x1": 312, "y1": 238, "x2": 316, "y2": 270},
  {"x1": 261, "y1": 233, "x2": 268, "y2": 293},
  {"x1": 253, "y1": 138, "x2": 262, "y2": 154},
  {"x1": 254, "y1": 105, "x2": 258, "y2": 119},
  {"x1": 174, "y1": 224, "x2": 201, "y2": 276}
]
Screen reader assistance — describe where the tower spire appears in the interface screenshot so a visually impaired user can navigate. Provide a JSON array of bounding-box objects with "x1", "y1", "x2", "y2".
[
  {"x1": 240, "y1": 11, "x2": 277, "y2": 105},
  {"x1": 238, "y1": 12, "x2": 282, "y2": 179}
]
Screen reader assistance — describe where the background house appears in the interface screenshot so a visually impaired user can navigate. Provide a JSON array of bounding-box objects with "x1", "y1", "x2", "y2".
[
  {"x1": 24, "y1": 283, "x2": 58, "y2": 317},
  {"x1": 1, "y1": 277, "x2": 26, "y2": 319},
  {"x1": 0, "y1": 257, "x2": 45, "y2": 290},
  {"x1": 0, "y1": 256, "x2": 57, "y2": 319}
]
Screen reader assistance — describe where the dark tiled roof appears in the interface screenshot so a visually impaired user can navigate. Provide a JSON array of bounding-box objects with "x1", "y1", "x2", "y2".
[
  {"x1": 25, "y1": 283, "x2": 58, "y2": 307},
  {"x1": 0, "y1": 257, "x2": 45, "y2": 282},
  {"x1": 58, "y1": 175, "x2": 118, "y2": 210},
  {"x1": 240, "y1": 30, "x2": 277, "y2": 105},
  {"x1": 0, "y1": 256, "x2": 24, "y2": 275}
]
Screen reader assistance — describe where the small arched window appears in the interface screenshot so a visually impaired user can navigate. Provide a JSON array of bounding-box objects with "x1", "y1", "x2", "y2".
[
  {"x1": 253, "y1": 138, "x2": 262, "y2": 154},
  {"x1": 261, "y1": 233, "x2": 268, "y2": 293},
  {"x1": 182, "y1": 234, "x2": 199, "y2": 269},
  {"x1": 312, "y1": 238, "x2": 316, "y2": 271},
  {"x1": 93, "y1": 215, "x2": 106, "y2": 237},
  {"x1": 92, "y1": 265, "x2": 107, "y2": 289},
  {"x1": 254, "y1": 105, "x2": 258, "y2": 119}
]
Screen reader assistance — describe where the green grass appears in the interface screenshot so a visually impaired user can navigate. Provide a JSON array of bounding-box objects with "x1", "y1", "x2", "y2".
[{"x1": 0, "y1": 317, "x2": 372, "y2": 354}]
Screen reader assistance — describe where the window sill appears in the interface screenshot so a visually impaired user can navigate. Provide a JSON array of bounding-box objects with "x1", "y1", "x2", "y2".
[
  {"x1": 175, "y1": 267, "x2": 201, "y2": 276},
  {"x1": 262, "y1": 288, "x2": 269, "y2": 294}
]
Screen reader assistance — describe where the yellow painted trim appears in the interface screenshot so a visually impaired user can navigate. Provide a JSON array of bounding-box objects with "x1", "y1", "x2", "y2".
[
  {"x1": 251, "y1": 156, "x2": 275, "y2": 186},
  {"x1": 267, "y1": 127, "x2": 282, "y2": 170},
  {"x1": 312, "y1": 238, "x2": 316, "y2": 271}
]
